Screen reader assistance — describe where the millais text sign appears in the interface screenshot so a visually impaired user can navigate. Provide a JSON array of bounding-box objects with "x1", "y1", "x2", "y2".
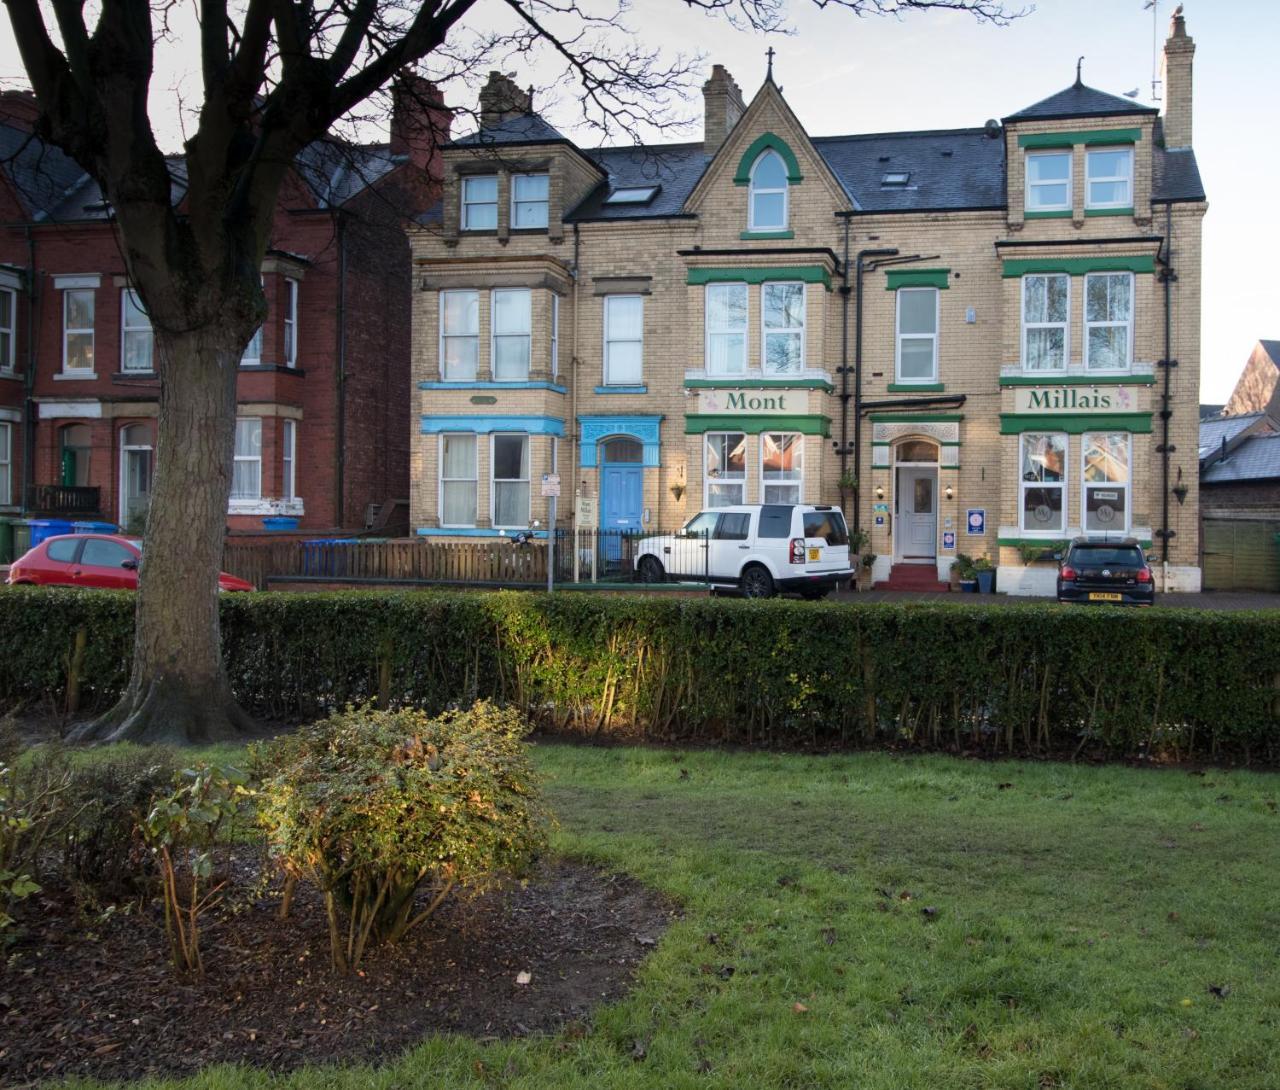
[
  {"x1": 697, "y1": 389, "x2": 803, "y2": 414},
  {"x1": 1013, "y1": 385, "x2": 1140, "y2": 414}
]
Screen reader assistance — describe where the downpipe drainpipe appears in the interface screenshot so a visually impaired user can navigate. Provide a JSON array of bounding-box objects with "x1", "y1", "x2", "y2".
[
  {"x1": 1157, "y1": 201, "x2": 1176, "y2": 576},
  {"x1": 22, "y1": 226, "x2": 36, "y2": 515}
]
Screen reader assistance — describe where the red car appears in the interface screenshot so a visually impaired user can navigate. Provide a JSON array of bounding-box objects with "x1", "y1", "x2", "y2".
[{"x1": 6, "y1": 534, "x2": 254, "y2": 592}]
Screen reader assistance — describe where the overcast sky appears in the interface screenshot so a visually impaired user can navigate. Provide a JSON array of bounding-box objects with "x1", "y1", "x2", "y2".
[{"x1": 1, "y1": 0, "x2": 1274, "y2": 400}]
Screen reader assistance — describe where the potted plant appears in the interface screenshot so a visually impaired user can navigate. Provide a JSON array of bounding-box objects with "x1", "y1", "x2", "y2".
[
  {"x1": 953, "y1": 552, "x2": 978, "y2": 593},
  {"x1": 972, "y1": 555, "x2": 996, "y2": 594},
  {"x1": 838, "y1": 470, "x2": 858, "y2": 497}
]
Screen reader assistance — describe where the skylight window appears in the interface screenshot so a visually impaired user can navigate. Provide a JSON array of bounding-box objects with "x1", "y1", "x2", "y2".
[
  {"x1": 604, "y1": 185, "x2": 660, "y2": 205},
  {"x1": 881, "y1": 171, "x2": 910, "y2": 186}
]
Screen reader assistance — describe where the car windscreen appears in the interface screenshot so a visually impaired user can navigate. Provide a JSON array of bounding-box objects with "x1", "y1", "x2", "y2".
[
  {"x1": 1068, "y1": 546, "x2": 1144, "y2": 567},
  {"x1": 802, "y1": 510, "x2": 849, "y2": 545}
]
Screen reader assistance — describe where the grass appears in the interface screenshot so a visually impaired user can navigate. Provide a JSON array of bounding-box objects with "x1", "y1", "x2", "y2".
[{"x1": 56, "y1": 743, "x2": 1280, "y2": 1090}]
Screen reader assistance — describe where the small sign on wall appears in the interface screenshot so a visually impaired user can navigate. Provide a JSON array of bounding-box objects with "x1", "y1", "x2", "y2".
[
  {"x1": 966, "y1": 509, "x2": 986, "y2": 535},
  {"x1": 943, "y1": 531, "x2": 956, "y2": 550},
  {"x1": 872, "y1": 502, "x2": 890, "y2": 514},
  {"x1": 874, "y1": 515, "x2": 885, "y2": 527},
  {"x1": 541, "y1": 474, "x2": 561, "y2": 498},
  {"x1": 575, "y1": 495, "x2": 597, "y2": 526}
]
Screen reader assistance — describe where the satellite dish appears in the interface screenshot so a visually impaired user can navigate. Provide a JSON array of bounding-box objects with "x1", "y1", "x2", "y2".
[{"x1": 983, "y1": 118, "x2": 1001, "y2": 139}]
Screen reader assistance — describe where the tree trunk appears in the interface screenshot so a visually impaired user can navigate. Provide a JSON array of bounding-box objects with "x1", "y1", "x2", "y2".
[{"x1": 70, "y1": 327, "x2": 255, "y2": 745}]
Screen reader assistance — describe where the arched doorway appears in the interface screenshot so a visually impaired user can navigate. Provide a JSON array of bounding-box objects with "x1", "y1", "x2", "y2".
[
  {"x1": 599, "y1": 436, "x2": 643, "y2": 560},
  {"x1": 893, "y1": 438, "x2": 939, "y2": 564},
  {"x1": 118, "y1": 423, "x2": 153, "y2": 530}
]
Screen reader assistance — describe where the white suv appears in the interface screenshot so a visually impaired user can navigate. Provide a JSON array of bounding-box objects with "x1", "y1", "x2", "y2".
[{"x1": 633, "y1": 504, "x2": 854, "y2": 599}]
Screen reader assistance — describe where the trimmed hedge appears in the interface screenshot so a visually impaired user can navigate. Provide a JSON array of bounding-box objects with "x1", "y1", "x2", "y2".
[{"x1": 1, "y1": 587, "x2": 1278, "y2": 761}]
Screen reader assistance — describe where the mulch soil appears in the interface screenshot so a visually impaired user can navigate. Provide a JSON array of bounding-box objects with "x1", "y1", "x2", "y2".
[{"x1": 0, "y1": 855, "x2": 676, "y2": 1086}]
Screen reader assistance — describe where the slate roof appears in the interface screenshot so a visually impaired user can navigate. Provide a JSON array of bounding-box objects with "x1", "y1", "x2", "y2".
[
  {"x1": 1259, "y1": 340, "x2": 1280, "y2": 365},
  {"x1": 1202, "y1": 433, "x2": 1280, "y2": 484},
  {"x1": 1153, "y1": 146, "x2": 1205, "y2": 202},
  {"x1": 1004, "y1": 82, "x2": 1157, "y2": 122},
  {"x1": 1200, "y1": 404, "x2": 1225, "y2": 421},
  {"x1": 0, "y1": 122, "x2": 88, "y2": 220},
  {"x1": 570, "y1": 142, "x2": 709, "y2": 221},
  {"x1": 450, "y1": 114, "x2": 568, "y2": 147},
  {"x1": 1199, "y1": 412, "x2": 1268, "y2": 460}
]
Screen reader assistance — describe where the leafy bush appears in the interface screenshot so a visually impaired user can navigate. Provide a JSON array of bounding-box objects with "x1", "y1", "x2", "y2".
[
  {"x1": 254, "y1": 701, "x2": 549, "y2": 971},
  {"x1": 0, "y1": 756, "x2": 73, "y2": 931}
]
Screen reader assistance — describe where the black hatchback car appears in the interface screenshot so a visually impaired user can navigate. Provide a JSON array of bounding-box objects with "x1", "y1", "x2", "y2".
[{"x1": 1056, "y1": 537, "x2": 1155, "y2": 606}]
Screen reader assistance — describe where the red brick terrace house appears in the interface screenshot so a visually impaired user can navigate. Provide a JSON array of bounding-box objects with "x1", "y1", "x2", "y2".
[{"x1": 0, "y1": 80, "x2": 445, "y2": 535}]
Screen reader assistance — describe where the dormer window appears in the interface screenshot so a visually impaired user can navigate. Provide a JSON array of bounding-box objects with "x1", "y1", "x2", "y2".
[
  {"x1": 748, "y1": 150, "x2": 788, "y2": 231},
  {"x1": 604, "y1": 186, "x2": 660, "y2": 205},
  {"x1": 1085, "y1": 147, "x2": 1133, "y2": 210},
  {"x1": 511, "y1": 173, "x2": 549, "y2": 229},
  {"x1": 1025, "y1": 150, "x2": 1071, "y2": 212},
  {"x1": 461, "y1": 175, "x2": 498, "y2": 230}
]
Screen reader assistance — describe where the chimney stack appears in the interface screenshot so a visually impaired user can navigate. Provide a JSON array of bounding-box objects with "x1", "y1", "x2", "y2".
[
  {"x1": 702, "y1": 65, "x2": 745, "y2": 156},
  {"x1": 478, "y1": 72, "x2": 532, "y2": 131},
  {"x1": 391, "y1": 74, "x2": 451, "y2": 176},
  {"x1": 1160, "y1": 4, "x2": 1195, "y2": 148}
]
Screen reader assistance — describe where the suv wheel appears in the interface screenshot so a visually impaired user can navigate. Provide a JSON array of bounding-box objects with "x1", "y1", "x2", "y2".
[
  {"x1": 740, "y1": 564, "x2": 774, "y2": 599},
  {"x1": 637, "y1": 556, "x2": 665, "y2": 584}
]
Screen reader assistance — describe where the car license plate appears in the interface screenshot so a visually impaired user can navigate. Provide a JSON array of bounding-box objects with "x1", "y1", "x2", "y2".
[
  {"x1": 1089, "y1": 592, "x2": 1122, "y2": 602},
  {"x1": 807, "y1": 547, "x2": 821, "y2": 562}
]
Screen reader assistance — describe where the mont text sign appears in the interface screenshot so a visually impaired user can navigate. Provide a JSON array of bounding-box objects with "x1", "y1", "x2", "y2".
[{"x1": 697, "y1": 388, "x2": 804, "y2": 414}]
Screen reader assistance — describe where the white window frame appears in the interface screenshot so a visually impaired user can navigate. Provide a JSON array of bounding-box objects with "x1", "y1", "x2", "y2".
[
  {"x1": 703, "y1": 431, "x2": 746, "y2": 508},
  {"x1": 1020, "y1": 274, "x2": 1070, "y2": 372},
  {"x1": 748, "y1": 150, "x2": 788, "y2": 231},
  {"x1": 282, "y1": 419, "x2": 296, "y2": 502},
  {"x1": 438, "y1": 432, "x2": 478, "y2": 528},
  {"x1": 62, "y1": 288, "x2": 95, "y2": 373},
  {"x1": 510, "y1": 173, "x2": 549, "y2": 230},
  {"x1": 760, "y1": 432, "x2": 803, "y2": 505},
  {"x1": 490, "y1": 288, "x2": 531, "y2": 381},
  {"x1": 705, "y1": 282, "x2": 747, "y2": 377},
  {"x1": 1024, "y1": 150, "x2": 1072, "y2": 212},
  {"x1": 602, "y1": 294, "x2": 644, "y2": 386},
  {"x1": 1081, "y1": 431, "x2": 1131, "y2": 534},
  {"x1": 895, "y1": 287, "x2": 939, "y2": 384},
  {"x1": 283, "y1": 277, "x2": 299, "y2": 367},
  {"x1": 490, "y1": 432, "x2": 530, "y2": 529},
  {"x1": 1084, "y1": 271, "x2": 1134, "y2": 372},
  {"x1": 0, "y1": 287, "x2": 15, "y2": 371},
  {"x1": 1085, "y1": 147, "x2": 1134, "y2": 210},
  {"x1": 1019, "y1": 432, "x2": 1068, "y2": 535},
  {"x1": 0, "y1": 421, "x2": 11, "y2": 507},
  {"x1": 461, "y1": 174, "x2": 499, "y2": 231},
  {"x1": 551, "y1": 293, "x2": 559, "y2": 379},
  {"x1": 119, "y1": 289, "x2": 154, "y2": 374},
  {"x1": 761, "y1": 281, "x2": 805, "y2": 376},
  {"x1": 231, "y1": 417, "x2": 263, "y2": 501},
  {"x1": 439, "y1": 289, "x2": 479, "y2": 381}
]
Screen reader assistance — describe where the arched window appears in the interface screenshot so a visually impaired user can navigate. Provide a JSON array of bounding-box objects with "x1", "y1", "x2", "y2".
[
  {"x1": 749, "y1": 150, "x2": 788, "y2": 231},
  {"x1": 897, "y1": 439, "x2": 939, "y2": 464},
  {"x1": 601, "y1": 437, "x2": 643, "y2": 464}
]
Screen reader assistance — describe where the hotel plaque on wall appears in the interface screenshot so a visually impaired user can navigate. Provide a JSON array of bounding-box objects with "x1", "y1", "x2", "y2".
[
  {"x1": 696, "y1": 389, "x2": 804, "y2": 414},
  {"x1": 1013, "y1": 386, "x2": 1141, "y2": 414}
]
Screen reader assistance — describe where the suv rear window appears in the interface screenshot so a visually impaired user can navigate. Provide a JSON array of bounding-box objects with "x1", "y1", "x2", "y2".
[
  {"x1": 803, "y1": 509, "x2": 849, "y2": 545},
  {"x1": 757, "y1": 505, "x2": 793, "y2": 539},
  {"x1": 1068, "y1": 545, "x2": 1144, "y2": 567}
]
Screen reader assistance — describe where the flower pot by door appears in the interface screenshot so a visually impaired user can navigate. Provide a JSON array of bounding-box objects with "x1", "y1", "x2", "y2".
[{"x1": 976, "y1": 570, "x2": 995, "y2": 594}]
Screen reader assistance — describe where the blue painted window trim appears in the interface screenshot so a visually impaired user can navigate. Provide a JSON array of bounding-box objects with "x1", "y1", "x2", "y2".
[
  {"x1": 593, "y1": 384, "x2": 648, "y2": 395},
  {"x1": 420, "y1": 415, "x2": 564, "y2": 436},
  {"x1": 577, "y1": 414, "x2": 663, "y2": 468},
  {"x1": 418, "y1": 380, "x2": 568, "y2": 394},
  {"x1": 416, "y1": 527, "x2": 550, "y2": 539}
]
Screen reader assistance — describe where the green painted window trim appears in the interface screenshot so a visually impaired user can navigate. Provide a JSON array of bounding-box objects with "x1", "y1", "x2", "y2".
[
  {"x1": 1023, "y1": 210, "x2": 1072, "y2": 219},
  {"x1": 1084, "y1": 207, "x2": 1134, "y2": 218},
  {"x1": 1017, "y1": 128, "x2": 1142, "y2": 148},
  {"x1": 732, "y1": 132, "x2": 804, "y2": 186},
  {"x1": 1001, "y1": 255, "x2": 1154, "y2": 278},
  {"x1": 999, "y1": 374, "x2": 1156, "y2": 387},
  {"x1": 687, "y1": 266, "x2": 832, "y2": 289},
  {"x1": 885, "y1": 268, "x2": 950, "y2": 291},
  {"x1": 684, "y1": 377, "x2": 834, "y2": 391},
  {"x1": 684, "y1": 413, "x2": 830, "y2": 437},
  {"x1": 999, "y1": 412, "x2": 1152, "y2": 435},
  {"x1": 739, "y1": 230, "x2": 795, "y2": 240},
  {"x1": 868, "y1": 412, "x2": 964, "y2": 423},
  {"x1": 887, "y1": 382, "x2": 946, "y2": 393},
  {"x1": 998, "y1": 535, "x2": 1153, "y2": 549}
]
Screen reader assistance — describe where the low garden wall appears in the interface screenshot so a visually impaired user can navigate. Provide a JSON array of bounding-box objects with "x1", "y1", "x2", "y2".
[{"x1": 1, "y1": 588, "x2": 1277, "y2": 761}]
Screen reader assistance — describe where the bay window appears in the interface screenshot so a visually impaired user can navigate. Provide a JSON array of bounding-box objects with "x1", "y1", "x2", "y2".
[
  {"x1": 1025, "y1": 151, "x2": 1071, "y2": 212},
  {"x1": 511, "y1": 173, "x2": 549, "y2": 229},
  {"x1": 440, "y1": 290, "x2": 479, "y2": 380},
  {"x1": 704, "y1": 431, "x2": 746, "y2": 507},
  {"x1": 603, "y1": 295, "x2": 643, "y2": 385},
  {"x1": 1084, "y1": 272, "x2": 1132, "y2": 370},
  {"x1": 0, "y1": 421, "x2": 10, "y2": 506},
  {"x1": 1020, "y1": 432, "x2": 1066, "y2": 533},
  {"x1": 1021, "y1": 274, "x2": 1068, "y2": 371},
  {"x1": 0, "y1": 287, "x2": 15, "y2": 370},
  {"x1": 551, "y1": 293, "x2": 559, "y2": 378},
  {"x1": 706, "y1": 282, "x2": 747, "y2": 375},
  {"x1": 283, "y1": 277, "x2": 298, "y2": 367},
  {"x1": 761, "y1": 433, "x2": 803, "y2": 503},
  {"x1": 762, "y1": 282, "x2": 804, "y2": 375},
  {"x1": 231, "y1": 418, "x2": 262, "y2": 501},
  {"x1": 491, "y1": 433, "x2": 529, "y2": 528},
  {"x1": 121, "y1": 290, "x2": 154, "y2": 373},
  {"x1": 896, "y1": 287, "x2": 938, "y2": 383},
  {"x1": 62, "y1": 288, "x2": 94, "y2": 372},
  {"x1": 282, "y1": 419, "x2": 297, "y2": 502},
  {"x1": 491, "y1": 288, "x2": 531, "y2": 380},
  {"x1": 1082, "y1": 432, "x2": 1130, "y2": 532},
  {"x1": 1085, "y1": 147, "x2": 1133, "y2": 209},
  {"x1": 440, "y1": 433, "x2": 477, "y2": 527},
  {"x1": 461, "y1": 175, "x2": 498, "y2": 230}
]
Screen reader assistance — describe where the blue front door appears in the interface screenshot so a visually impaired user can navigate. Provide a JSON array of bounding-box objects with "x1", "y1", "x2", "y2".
[{"x1": 601, "y1": 465, "x2": 643, "y2": 563}]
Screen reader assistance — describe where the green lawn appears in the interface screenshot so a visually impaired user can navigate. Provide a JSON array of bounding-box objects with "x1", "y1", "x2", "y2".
[{"x1": 65, "y1": 744, "x2": 1280, "y2": 1090}]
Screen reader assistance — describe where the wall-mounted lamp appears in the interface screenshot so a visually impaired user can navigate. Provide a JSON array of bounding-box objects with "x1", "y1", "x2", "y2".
[
  {"x1": 944, "y1": 484, "x2": 954, "y2": 501},
  {"x1": 1172, "y1": 482, "x2": 1188, "y2": 506},
  {"x1": 875, "y1": 484, "x2": 885, "y2": 501}
]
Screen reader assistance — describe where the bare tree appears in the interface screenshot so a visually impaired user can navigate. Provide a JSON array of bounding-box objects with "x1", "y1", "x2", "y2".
[{"x1": 1, "y1": 0, "x2": 1021, "y2": 744}]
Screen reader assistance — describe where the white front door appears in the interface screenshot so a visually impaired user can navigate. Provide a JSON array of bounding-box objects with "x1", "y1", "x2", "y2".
[
  {"x1": 119, "y1": 446, "x2": 152, "y2": 528},
  {"x1": 896, "y1": 467, "x2": 937, "y2": 562}
]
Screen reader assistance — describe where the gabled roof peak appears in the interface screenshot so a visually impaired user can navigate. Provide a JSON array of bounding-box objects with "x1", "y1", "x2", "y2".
[{"x1": 1004, "y1": 81, "x2": 1158, "y2": 123}]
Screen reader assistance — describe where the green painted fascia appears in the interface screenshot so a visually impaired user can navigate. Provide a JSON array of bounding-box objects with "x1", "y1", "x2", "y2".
[
  {"x1": 732, "y1": 132, "x2": 804, "y2": 186},
  {"x1": 999, "y1": 412, "x2": 1152, "y2": 435},
  {"x1": 887, "y1": 382, "x2": 945, "y2": 393},
  {"x1": 739, "y1": 230, "x2": 795, "y2": 240},
  {"x1": 1017, "y1": 128, "x2": 1142, "y2": 148},
  {"x1": 885, "y1": 268, "x2": 950, "y2": 290},
  {"x1": 1084, "y1": 207, "x2": 1134, "y2": 217},
  {"x1": 868, "y1": 412, "x2": 964, "y2": 423},
  {"x1": 1024, "y1": 209, "x2": 1072, "y2": 219},
  {"x1": 684, "y1": 377, "x2": 834, "y2": 391},
  {"x1": 998, "y1": 535, "x2": 1152, "y2": 549},
  {"x1": 1001, "y1": 255, "x2": 1154, "y2": 278},
  {"x1": 999, "y1": 374, "x2": 1156, "y2": 387},
  {"x1": 684, "y1": 413, "x2": 829, "y2": 436},
  {"x1": 687, "y1": 266, "x2": 832, "y2": 289}
]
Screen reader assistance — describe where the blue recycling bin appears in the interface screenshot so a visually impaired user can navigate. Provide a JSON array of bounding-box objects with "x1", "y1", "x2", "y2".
[
  {"x1": 73, "y1": 521, "x2": 119, "y2": 535},
  {"x1": 302, "y1": 538, "x2": 351, "y2": 577},
  {"x1": 262, "y1": 516, "x2": 299, "y2": 531},
  {"x1": 28, "y1": 519, "x2": 75, "y2": 547}
]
